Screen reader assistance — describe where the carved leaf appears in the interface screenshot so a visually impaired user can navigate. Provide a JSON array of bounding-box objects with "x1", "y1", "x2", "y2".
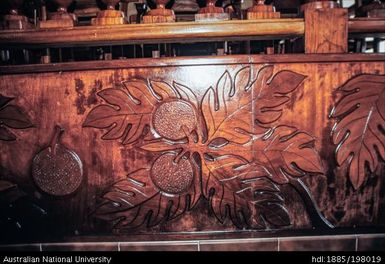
[
  {"x1": 0, "y1": 126, "x2": 16, "y2": 141},
  {"x1": 84, "y1": 80, "x2": 181, "y2": 146},
  {"x1": 200, "y1": 67, "x2": 314, "y2": 228},
  {"x1": 138, "y1": 139, "x2": 183, "y2": 153},
  {"x1": 202, "y1": 66, "x2": 306, "y2": 145},
  {"x1": 91, "y1": 67, "x2": 315, "y2": 230},
  {"x1": 149, "y1": 81, "x2": 178, "y2": 100},
  {"x1": 0, "y1": 105, "x2": 33, "y2": 129},
  {"x1": 203, "y1": 155, "x2": 290, "y2": 228},
  {"x1": 254, "y1": 126, "x2": 323, "y2": 184},
  {"x1": 95, "y1": 168, "x2": 193, "y2": 228},
  {"x1": 84, "y1": 84, "x2": 151, "y2": 145},
  {"x1": 0, "y1": 95, "x2": 33, "y2": 141},
  {"x1": 173, "y1": 81, "x2": 200, "y2": 108},
  {"x1": 0, "y1": 94, "x2": 13, "y2": 108},
  {"x1": 330, "y1": 74, "x2": 385, "y2": 190},
  {"x1": 254, "y1": 202, "x2": 290, "y2": 227}
]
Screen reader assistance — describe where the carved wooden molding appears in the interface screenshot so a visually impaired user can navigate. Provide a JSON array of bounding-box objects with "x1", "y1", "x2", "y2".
[
  {"x1": 330, "y1": 74, "x2": 385, "y2": 190},
  {"x1": 84, "y1": 65, "x2": 330, "y2": 230}
]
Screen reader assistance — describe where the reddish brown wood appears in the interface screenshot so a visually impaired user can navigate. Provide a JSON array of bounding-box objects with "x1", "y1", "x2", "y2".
[
  {"x1": 330, "y1": 74, "x2": 385, "y2": 190},
  {"x1": 0, "y1": 19, "x2": 305, "y2": 47},
  {"x1": 195, "y1": 0, "x2": 229, "y2": 21},
  {"x1": 1, "y1": 18, "x2": 380, "y2": 47},
  {"x1": 1, "y1": 54, "x2": 384, "y2": 75},
  {"x1": 304, "y1": 3, "x2": 348, "y2": 53},
  {"x1": 83, "y1": 66, "x2": 321, "y2": 229},
  {"x1": 32, "y1": 125, "x2": 83, "y2": 196},
  {"x1": 301, "y1": 0, "x2": 339, "y2": 12},
  {"x1": 91, "y1": 0, "x2": 126, "y2": 26},
  {"x1": 0, "y1": 94, "x2": 34, "y2": 141},
  {"x1": 247, "y1": 0, "x2": 280, "y2": 20},
  {"x1": 0, "y1": 54, "x2": 384, "y2": 241},
  {"x1": 349, "y1": 18, "x2": 385, "y2": 34},
  {"x1": 143, "y1": 0, "x2": 175, "y2": 23}
]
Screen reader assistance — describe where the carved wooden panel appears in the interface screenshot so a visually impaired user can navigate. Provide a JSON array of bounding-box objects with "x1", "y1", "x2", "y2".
[
  {"x1": 0, "y1": 55, "x2": 384, "y2": 242},
  {"x1": 0, "y1": 94, "x2": 33, "y2": 141},
  {"x1": 330, "y1": 74, "x2": 385, "y2": 190}
]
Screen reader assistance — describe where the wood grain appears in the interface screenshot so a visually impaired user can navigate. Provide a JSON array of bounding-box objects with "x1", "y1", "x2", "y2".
[
  {"x1": 304, "y1": 7, "x2": 348, "y2": 53},
  {"x1": 0, "y1": 54, "x2": 384, "y2": 241},
  {"x1": 0, "y1": 19, "x2": 304, "y2": 47}
]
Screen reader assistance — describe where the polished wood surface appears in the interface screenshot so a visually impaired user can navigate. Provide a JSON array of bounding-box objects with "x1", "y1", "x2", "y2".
[
  {"x1": 247, "y1": 0, "x2": 280, "y2": 20},
  {"x1": 1, "y1": 54, "x2": 384, "y2": 74},
  {"x1": 304, "y1": 6, "x2": 347, "y2": 53},
  {"x1": 0, "y1": 17, "x2": 383, "y2": 47},
  {"x1": 0, "y1": 54, "x2": 384, "y2": 242},
  {"x1": 0, "y1": 0, "x2": 384, "y2": 247},
  {"x1": 348, "y1": 18, "x2": 385, "y2": 34},
  {"x1": 143, "y1": 0, "x2": 176, "y2": 23},
  {"x1": 91, "y1": 0, "x2": 126, "y2": 26},
  {"x1": 0, "y1": 19, "x2": 304, "y2": 47}
]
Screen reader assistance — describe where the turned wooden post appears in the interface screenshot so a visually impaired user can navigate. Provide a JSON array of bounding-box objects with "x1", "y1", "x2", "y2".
[
  {"x1": 195, "y1": 0, "x2": 229, "y2": 21},
  {"x1": 302, "y1": 0, "x2": 348, "y2": 53},
  {"x1": 39, "y1": 0, "x2": 77, "y2": 28},
  {"x1": 247, "y1": 0, "x2": 280, "y2": 20},
  {"x1": 142, "y1": 0, "x2": 175, "y2": 23},
  {"x1": 92, "y1": 0, "x2": 126, "y2": 25},
  {"x1": 2, "y1": 0, "x2": 31, "y2": 30}
]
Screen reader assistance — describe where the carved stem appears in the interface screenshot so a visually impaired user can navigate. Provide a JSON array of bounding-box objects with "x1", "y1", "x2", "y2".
[
  {"x1": 289, "y1": 178, "x2": 334, "y2": 230},
  {"x1": 50, "y1": 125, "x2": 64, "y2": 155}
]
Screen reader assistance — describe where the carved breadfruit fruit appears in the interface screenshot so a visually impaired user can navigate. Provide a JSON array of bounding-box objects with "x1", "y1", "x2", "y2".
[
  {"x1": 32, "y1": 125, "x2": 83, "y2": 196},
  {"x1": 86, "y1": 66, "x2": 329, "y2": 230}
]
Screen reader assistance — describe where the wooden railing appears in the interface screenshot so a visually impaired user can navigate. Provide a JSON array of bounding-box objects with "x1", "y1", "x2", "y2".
[{"x1": 0, "y1": 18, "x2": 383, "y2": 47}]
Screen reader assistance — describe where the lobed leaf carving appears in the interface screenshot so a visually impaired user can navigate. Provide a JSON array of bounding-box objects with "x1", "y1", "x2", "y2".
[
  {"x1": 330, "y1": 74, "x2": 385, "y2": 190},
  {"x1": 96, "y1": 157, "x2": 201, "y2": 229},
  {"x1": 90, "y1": 66, "x2": 325, "y2": 230},
  {"x1": 0, "y1": 94, "x2": 33, "y2": 141}
]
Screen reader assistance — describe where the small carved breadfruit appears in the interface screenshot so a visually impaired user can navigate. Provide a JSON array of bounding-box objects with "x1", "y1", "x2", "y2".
[
  {"x1": 152, "y1": 100, "x2": 197, "y2": 140},
  {"x1": 32, "y1": 125, "x2": 83, "y2": 196},
  {"x1": 150, "y1": 152, "x2": 194, "y2": 195}
]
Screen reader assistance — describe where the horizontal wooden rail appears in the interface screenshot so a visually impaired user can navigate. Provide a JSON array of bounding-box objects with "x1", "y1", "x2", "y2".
[
  {"x1": 348, "y1": 18, "x2": 385, "y2": 35},
  {"x1": 0, "y1": 19, "x2": 304, "y2": 47},
  {"x1": 0, "y1": 18, "x2": 383, "y2": 48},
  {"x1": 1, "y1": 54, "x2": 384, "y2": 75}
]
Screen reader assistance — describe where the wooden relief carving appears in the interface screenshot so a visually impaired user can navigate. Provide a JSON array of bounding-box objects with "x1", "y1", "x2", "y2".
[
  {"x1": 330, "y1": 74, "x2": 385, "y2": 190},
  {"x1": 0, "y1": 94, "x2": 33, "y2": 141},
  {"x1": 84, "y1": 66, "x2": 330, "y2": 230},
  {"x1": 32, "y1": 125, "x2": 84, "y2": 196}
]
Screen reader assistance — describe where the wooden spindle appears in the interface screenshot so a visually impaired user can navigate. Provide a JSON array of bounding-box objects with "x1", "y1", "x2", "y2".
[
  {"x1": 91, "y1": 0, "x2": 126, "y2": 26},
  {"x1": 142, "y1": 0, "x2": 175, "y2": 23},
  {"x1": 195, "y1": 0, "x2": 229, "y2": 21},
  {"x1": 247, "y1": 0, "x2": 280, "y2": 20}
]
